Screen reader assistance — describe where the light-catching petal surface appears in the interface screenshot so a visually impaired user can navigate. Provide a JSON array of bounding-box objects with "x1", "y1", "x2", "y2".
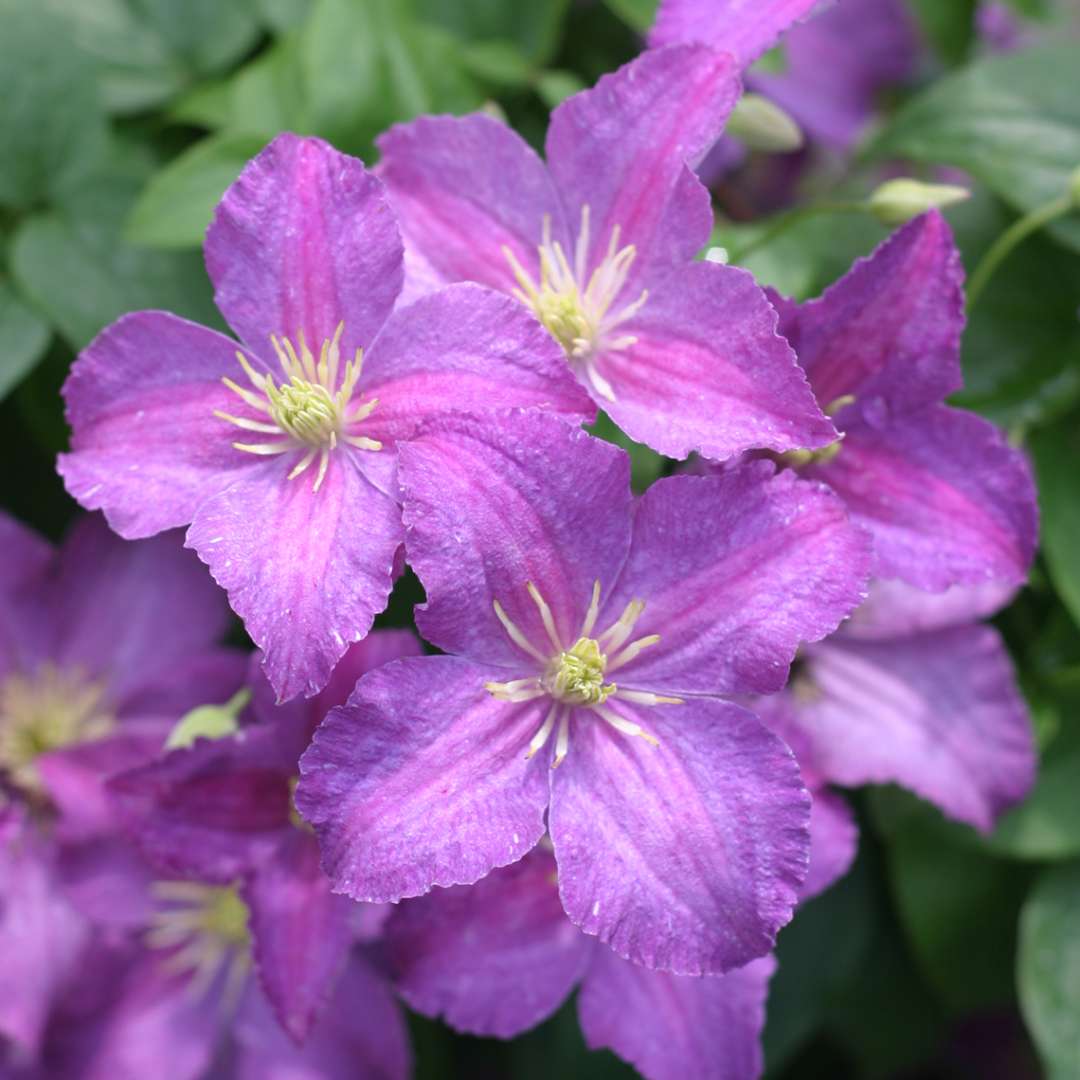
[
  {"x1": 578, "y1": 948, "x2": 776, "y2": 1080},
  {"x1": 297, "y1": 656, "x2": 551, "y2": 902},
  {"x1": 595, "y1": 261, "x2": 836, "y2": 460},
  {"x1": 813, "y1": 404, "x2": 1037, "y2": 591},
  {"x1": 798, "y1": 626, "x2": 1035, "y2": 831},
  {"x1": 549, "y1": 698, "x2": 810, "y2": 974},
  {"x1": 385, "y1": 848, "x2": 592, "y2": 1038},
  {"x1": 205, "y1": 132, "x2": 403, "y2": 360},
  {"x1": 59, "y1": 312, "x2": 263, "y2": 538},
  {"x1": 360, "y1": 283, "x2": 594, "y2": 447},
  {"x1": 604, "y1": 468, "x2": 870, "y2": 697},
  {"x1": 187, "y1": 452, "x2": 403, "y2": 701},
  {"x1": 649, "y1": 0, "x2": 827, "y2": 66},
  {"x1": 398, "y1": 411, "x2": 631, "y2": 666}
]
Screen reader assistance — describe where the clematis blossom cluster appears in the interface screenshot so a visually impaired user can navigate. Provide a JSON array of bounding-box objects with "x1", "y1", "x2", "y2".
[{"x1": 4, "y1": 1, "x2": 1047, "y2": 1077}]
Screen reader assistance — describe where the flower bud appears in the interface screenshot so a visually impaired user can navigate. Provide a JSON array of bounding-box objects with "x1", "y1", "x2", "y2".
[
  {"x1": 726, "y1": 93, "x2": 804, "y2": 153},
  {"x1": 165, "y1": 688, "x2": 251, "y2": 750},
  {"x1": 867, "y1": 178, "x2": 970, "y2": 227}
]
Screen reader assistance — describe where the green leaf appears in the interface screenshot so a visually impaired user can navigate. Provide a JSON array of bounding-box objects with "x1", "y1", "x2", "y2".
[
  {"x1": 989, "y1": 719, "x2": 1080, "y2": 861},
  {"x1": 1018, "y1": 861, "x2": 1080, "y2": 1075},
  {"x1": 588, "y1": 413, "x2": 667, "y2": 493},
  {"x1": 43, "y1": 0, "x2": 261, "y2": 113},
  {"x1": 536, "y1": 69, "x2": 586, "y2": 109},
  {"x1": 0, "y1": 283, "x2": 51, "y2": 402},
  {"x1": 602, "y1": 0, "x2": 658, "y2": 34},
  {"x1": 461, "y1": 40, "x2": 534, "y2": 87},
  {"x1": 0, "y1": 0, "x2": 108, "y2": 211},
  {"x1": 414, "y1": 0, "x2": 570, "y2": 65},
  {"x1": 251, "y1": 0, "x2": 312, "y2": 32},
  {"x1": 905, "y1": 0, "x2": 977, "y2": 64},
  {"x1": 867, "y1": 45, "x2": 1080, "y2": 252},
  {"x1": 301, "y1": 0, "x2": 483, "y2": 158},
  {"x1": 1030, "y1": 420, "x2": 1080, "y2": 629},
  {"x1": 126, "y1": 133, "x2": 269, "y2": 250},
  {"x1": 10, "y1": 169, "x2": 219, "y2": 349},
  {"x1": 872, "y1": 788, "x2": 1031, "y2": 1013}
]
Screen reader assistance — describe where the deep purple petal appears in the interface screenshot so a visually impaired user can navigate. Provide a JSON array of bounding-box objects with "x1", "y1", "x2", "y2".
[
  {"x1": 649, "y1": 0, "x2": 827, "y2": 66},
  {"x1": 206, "y1": 133, "x2": 402, "y2": 360},
  {"x1": 244, "y1": 830, "x2": 354, "y2": 1044},
  {"x1": 59, "y1": 311, "x2": 263, "y2": 538},
  {"x1": 844, "y1": 578, "x2": 1016, "y2": 640},
  {"x1": 187, "y1": 452, "x2": 402, "y2": 702},
  {"x1": 360, "y1": 283, "x2": 594, "y2": 446},
  {"x1": 385, "y1": 848, "x2": 592, "y2": 1038},
  {"x1": 296, "y1": 655, "x2": 551, "y2": 902},
  {"x1": 0, "y1": 814, "x2": 88, "y2": 1058},
  {"x1": 546, "y1": 46, "x2": 740, "y2": 282},
  {"x1": 578, "y1": 951, "x2": 775, "y2": 1080},
  {"x1": 0, "y1": 511, "x2": 51, "y2": 596},
  {"x1": 116, "y1": 648, "x2": 250, "y2": 725},
  {"x1": 55, "y1": 838, "x2": 155, "y2": 934},
  {"x1": 597, "y1": 261, "x2": 836, "y2": 460},
  {"x1": 549, "y1": 698, "x2": 810, "y2": 974},
  {"x1": 398, "y1": 410, "x2": 631, "y2": 665},
  {"x1": 0, "y1": 514, "x2": 53, "y2": 679},
  {"x1": 377, "y1": 113, "x2": 569, "y2": 295},
  {"x1": 605, "y1": 467, "x2": 870, "y2": 697},
  {"x1": 797, "y1": 626, "x2": 1036, "y2": 831},
  {"x1": 109, "y1": 725, "x2": 292, "y2": 883},
  {"x1": 813, "y1": 404, "x2": 1038, "y2": 591},
  {"x1": 803, "y1": 788, "x2": 858, "y2": 901},
  {"x1": 46, "y1": 516, "x2": 233, "y2": 707},
  {"x1": 778, "y1": 212, "x2": 965, "y2": 416},
  {"x1": 233, "y1": 954, "x2": 410, "y2": 1080}
]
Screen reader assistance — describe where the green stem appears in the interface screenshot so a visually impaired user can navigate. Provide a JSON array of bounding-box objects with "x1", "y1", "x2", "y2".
[
  {"x1": 966, "y1": 195, "x2": 1074, "y2": 311},
  {"x1": 726, "y1": 201, "x2": 865, "y2": 263}
]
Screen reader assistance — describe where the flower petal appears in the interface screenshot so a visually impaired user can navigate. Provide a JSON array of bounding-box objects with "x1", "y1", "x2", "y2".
[
  {"x1": 206, "y1": 133, "x2": 402, "y2": 359},
  {"x1": 812, "y1": 404, "x2": 1038, "y2": 591},
  {"x1": 244, "y1": 830, "x2": 354, "y2": 1044},
  {"x1": 360, "y1": 283, "x2": 594, "y2": 447},
  {"x1": 844, "y1": 578, "x2": 1016, "y2": 640},
  {"x1": 108, "y1": 725, "x2": 292, "y2": 883},
  {"x1": 385, "y1": 848, "x2": 592, "y2": 1038},
  {"x1": 296, "y1": 655, "x2": 551, "y2": 902},
  {"x1": 776, "y1": 211, "x2": 965, "y2": 416},
  {"x1": 47, "y1": 516, "x2": 234, "y2": 707},
  {"x1": 596, "y1": 261, "x2": 836, "y2": 460},
  {"x1": 398, "y1": 410, "x2": 631, "y2": 665},
  {"x1": 549, "y1": 698, "x2": 810, "y2": 974},
  {"x1": 377, "y1": 113, "x2": 569, "y2": 295},
  {"x1": 797, "y1": 626, "x2": 1036, "y2": 831},
  {"x1": 578, "y1": 950, "x2": 775, "y2": 1080},
  {"x1": 649, "y1": 0, "x2": 827, "y2": 66},
  {"x1": 0, "y1": 515, "x2": 54, "y2": 678},
  {"x1": 187, "y1": 452, "x2": 402, "y2": 701},
  {"x1": 59, "y1": 311, "x2": 263, "y2": 538},
  {"x1": 233, "y1": 955, "x2": 410, "y2": 1080},
  {"x1": 546, "y1": 45, "x2": 740, "y2": 282},
  {"x1": 803, "y1": 788, "x2": 858, "y2": 901},
  {"x1": 604, "y1": 467, "x2": 870, "y2": 697}
]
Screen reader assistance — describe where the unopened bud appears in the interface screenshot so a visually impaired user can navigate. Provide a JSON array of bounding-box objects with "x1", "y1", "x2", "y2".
[
  {"x1": 704, "y1": 246, "x2": 730, "y2": 264},
  {"x1": 165, "y1": 688, "x2": 251, "y2": 750},
  {"x1": 726, "y1": 94, "x2": 804, "y2": 153},
  {"x1": 867, "y1": 178, "x2": 970, "y2": 226}
]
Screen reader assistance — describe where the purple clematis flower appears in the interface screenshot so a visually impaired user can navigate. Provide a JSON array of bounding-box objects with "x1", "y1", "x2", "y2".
[
  {"x1": 758, "y1": 577, "x2": 1036, "y2": 834},
  {"x1": 297, "y1": 410, "x2": 871, "y2": 975},
  {"x1": 648, "y1": 0, "x2": 831, "y2": 68},
  {"x1": 59, "y1": 132, "x2": 593, "y2": 702},
  {"x1": 109, "y1": 631, "x2": 421, "y2": 1046},
  {"x1": 0, "y1": 511, "x2": 242, "y2": 838},
  {"x1": 376, "y1": 45, "x2": 837, "y2": 462},
  {"x1": 764, "y1": 211, "x2": 1038, "y2": 592}
]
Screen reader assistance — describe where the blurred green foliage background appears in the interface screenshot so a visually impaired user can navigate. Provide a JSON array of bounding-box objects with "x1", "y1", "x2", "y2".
[{"x1": 2, "y1": 0, "x2": 1079, "y2": 1076}]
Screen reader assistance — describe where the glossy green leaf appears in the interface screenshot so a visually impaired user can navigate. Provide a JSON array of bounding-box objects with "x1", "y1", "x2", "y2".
[
  {"x1": 1018, "y1": 861, "x2": 1080, "y2": 1075},
  {"x1": 125, "y1": 133, "x2": 269, "y2": 250},
  {"x1": 1030, "y1": 419, "x2": 1080, "y2": 630},
  {"x1": 867, "y1": 45, "x2": 1080, "y2": 251},
  {"x1": 414, "y1": 0, "x2": 570, "y2": 65},
  {"x1": 602, "y1": 0, "x2": 658, "y2": 34},
  {"x1": 0, "y1": 283, "x2": 51, "y2": 402},
  {"x1": 0, "y1": 0, "x2": 108, "y2": 211}
]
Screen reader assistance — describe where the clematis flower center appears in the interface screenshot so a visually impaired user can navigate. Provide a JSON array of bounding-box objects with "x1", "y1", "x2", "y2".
[
  {"x1": 0, "y1": 664, "x2": 112, "y2": 791},
  {"x1": 502, "y1": 206, "x2": 648, "y2": 402},
  {"x1": 147, "y1": 882, "x2": 250, "y2": 999},
  {"x1": 215, "y1": 321, "x2": 381, "y2": 492},
  {"x1": 485, "y1": 581, "x2": 680, "y2": 767}
]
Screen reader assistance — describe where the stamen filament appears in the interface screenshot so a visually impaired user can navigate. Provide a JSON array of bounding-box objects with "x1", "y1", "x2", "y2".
[
  {"x1": 612, "y1": 689, "x2": 683, "y2": 706},
  {"x1": 493, "y1": 600, "x2": 547, "y2": 662},
  {"x1": 526, "y1": 702, "x2": 561, "y2": 759},
  {"x1": 592, "y1": 703, "x2": 660, "y2": 747},
  {"x1": 607, "y1": 634, "x2": 661, "y2": 672},
  {"x1": 527, "y1": 581, "x2": 564, "y2": 653},
  {"x1": 579, "y1": 579, "x2": 602, "y2": 639},
  {"x1": 552, "y1": 710, "x2": 570, "y2": 768}
]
